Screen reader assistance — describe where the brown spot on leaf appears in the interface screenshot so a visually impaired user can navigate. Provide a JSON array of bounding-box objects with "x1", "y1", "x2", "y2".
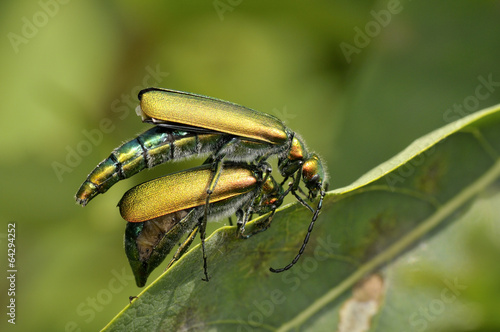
[{"x1": 338, "y1": 274, "x2": 385, "y2": 332}]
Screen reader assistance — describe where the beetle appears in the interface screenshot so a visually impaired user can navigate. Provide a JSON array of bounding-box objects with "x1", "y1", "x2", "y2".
[
  {"x1": 120, "y1": 162, "x2": 283, "y2": 286},
  {"x1": 76, "y1": 87, "x2": 328, "y2": 273},
  {"x1": 76, "y1": 88, "x2": 327, "y2": 208}
]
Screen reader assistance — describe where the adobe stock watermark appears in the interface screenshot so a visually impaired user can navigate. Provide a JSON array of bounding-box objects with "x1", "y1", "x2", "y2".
[
  {"x1": 65, "y1": 267, "x2": 135, "y2": 332},
  {"x1": 442, "y1": 74, "x2": 500, "y2": 123},
  {"x1": 340, "y1": 0, "x2": 404, "y2": 64},
  {"x1": 237, "y1": 236, "x2": 339, "y2": 331},
  {"x1": 384, "y1": 143, "x2": 437, "y2": 191},
  {"x1": 213, "y1": 0, "x2": 243, "y2": 21},
  {"x1": 408, "y1": 277, "x2": 467, "y2": 332},
  {"x1": 271, "y1": 105, "x2": 296, "y2": 122},
  {"x1": 385, "y1": 73, "x2": 500, "y2": 190},
  {"x1": 52, "y1": 65, "x2": 169, "y2": 182},
  {"x1": 7, "y1": 0, "x2": 71, "y2": 54}
]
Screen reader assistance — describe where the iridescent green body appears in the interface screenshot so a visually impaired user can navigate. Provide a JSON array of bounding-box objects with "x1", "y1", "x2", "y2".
[
  {"x1": 76, "y1": 88, "x2": 327, "y2": 206},
  {"x1": 76, "y1": 126, "x2": 223, "y2": 206},
  {"x1": 121, "y1": 163, "x2": 283, "y2": 287},
  {"x1": 76, "y1": 87, "x2": 328, "y2": 277}
]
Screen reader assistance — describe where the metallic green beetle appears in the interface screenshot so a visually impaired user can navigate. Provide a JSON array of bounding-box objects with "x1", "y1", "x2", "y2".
[
  {"x1": 120, "y1": 163, "x2": 283, "y2": 287},
  {"x1": 76, "y1": 88, "x2": 327, "y2": 208},
  {"x1": 76, "y1": 87, "x2": 327, "y2": 273}
]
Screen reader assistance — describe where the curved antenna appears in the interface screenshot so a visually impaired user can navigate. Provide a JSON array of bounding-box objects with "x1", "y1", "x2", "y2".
[{"x1": 269, "y1": 186, "x2": 326, "y2": 273}]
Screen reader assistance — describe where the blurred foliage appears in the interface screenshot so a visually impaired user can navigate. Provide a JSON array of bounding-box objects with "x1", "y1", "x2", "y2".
[{"x1": 0, "y1": 0, "x2": 499, "y2": 331}]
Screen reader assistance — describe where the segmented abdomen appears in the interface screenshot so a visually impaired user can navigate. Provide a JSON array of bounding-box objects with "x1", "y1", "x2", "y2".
[{"x1": 75, "y1": 126, "x2": 220, "y2": 206}]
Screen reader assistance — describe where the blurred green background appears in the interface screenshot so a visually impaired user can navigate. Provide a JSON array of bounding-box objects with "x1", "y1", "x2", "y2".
[{"x1": 1, "y1": 1, "x2": 500, "y2": 331}]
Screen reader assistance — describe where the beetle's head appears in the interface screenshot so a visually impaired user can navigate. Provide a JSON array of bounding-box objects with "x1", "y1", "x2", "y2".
[
  {"x1": 257, "y1": 174, "x2": 285, "y2": 213},
  {"x1": 302, "y1": 153, "x2": 327, "y2": 200}
]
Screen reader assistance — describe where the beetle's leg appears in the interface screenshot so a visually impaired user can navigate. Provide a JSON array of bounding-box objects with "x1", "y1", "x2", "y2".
[
  {"x1": 235, "y1": 209, "x2": 244, "y2": 236},
  {"x1": 280, "y1": 173, "x2": 314, "y2": 212},
  {"x1": 237, "y1": 171, "x2": 276, "y2": 238},
  {"x1": 202, "y1": 136, "x2": 242, "y2": 236},
  {"x1": 269, "y1": 186, "x2": 326, "y2": 273},
  {"x1": 239, "y1": 183, "x2": 279, "y2": 238},
  {"x1": 296, "y1": 184, "x2": 308, "y2": 198},
  {"x1": 200, "y1": 136, "x2": 251, "y2": 279},
  {"x1": 291, "y1": 191, "x2": 314, "y2": 213},
  {"x1": 201, "y1": 159, "x2": 224, "y2": 255},
  {"x1": 289, "y1": 174, "x2": 315, "y2": 213},
  {"x1": 258, "y1": 162, "x2": 273, "y2": 183},
  {"x1": 236, "y1": 194, "x2": 259, "y2": 239},
  {"x1": 165, "y1": 226, "x2": 199, "y2": 271},
  {"x1": 239, "y1": 209, "x2": 276, "y2": 239},
  {"x1": 198, "y1": 217, "x2": 210, "y2": 282},
  {"x1": 279, "y1": 176, "x2": 289, "y2": 188}
]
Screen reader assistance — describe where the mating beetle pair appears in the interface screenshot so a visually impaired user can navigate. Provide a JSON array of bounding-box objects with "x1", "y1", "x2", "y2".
[{"x1": 76, "y1": 88, "x2": 327, "y2": 287}]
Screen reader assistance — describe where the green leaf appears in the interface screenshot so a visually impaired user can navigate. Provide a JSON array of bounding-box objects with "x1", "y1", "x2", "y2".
[{"x1": 102, "y1": 104, "x2": 500, "y2": 332}]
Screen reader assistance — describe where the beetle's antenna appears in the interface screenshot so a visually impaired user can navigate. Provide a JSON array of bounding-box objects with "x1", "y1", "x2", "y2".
[{"x1": 269, "y1": 186, "x2": 325, "y2": 273}]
